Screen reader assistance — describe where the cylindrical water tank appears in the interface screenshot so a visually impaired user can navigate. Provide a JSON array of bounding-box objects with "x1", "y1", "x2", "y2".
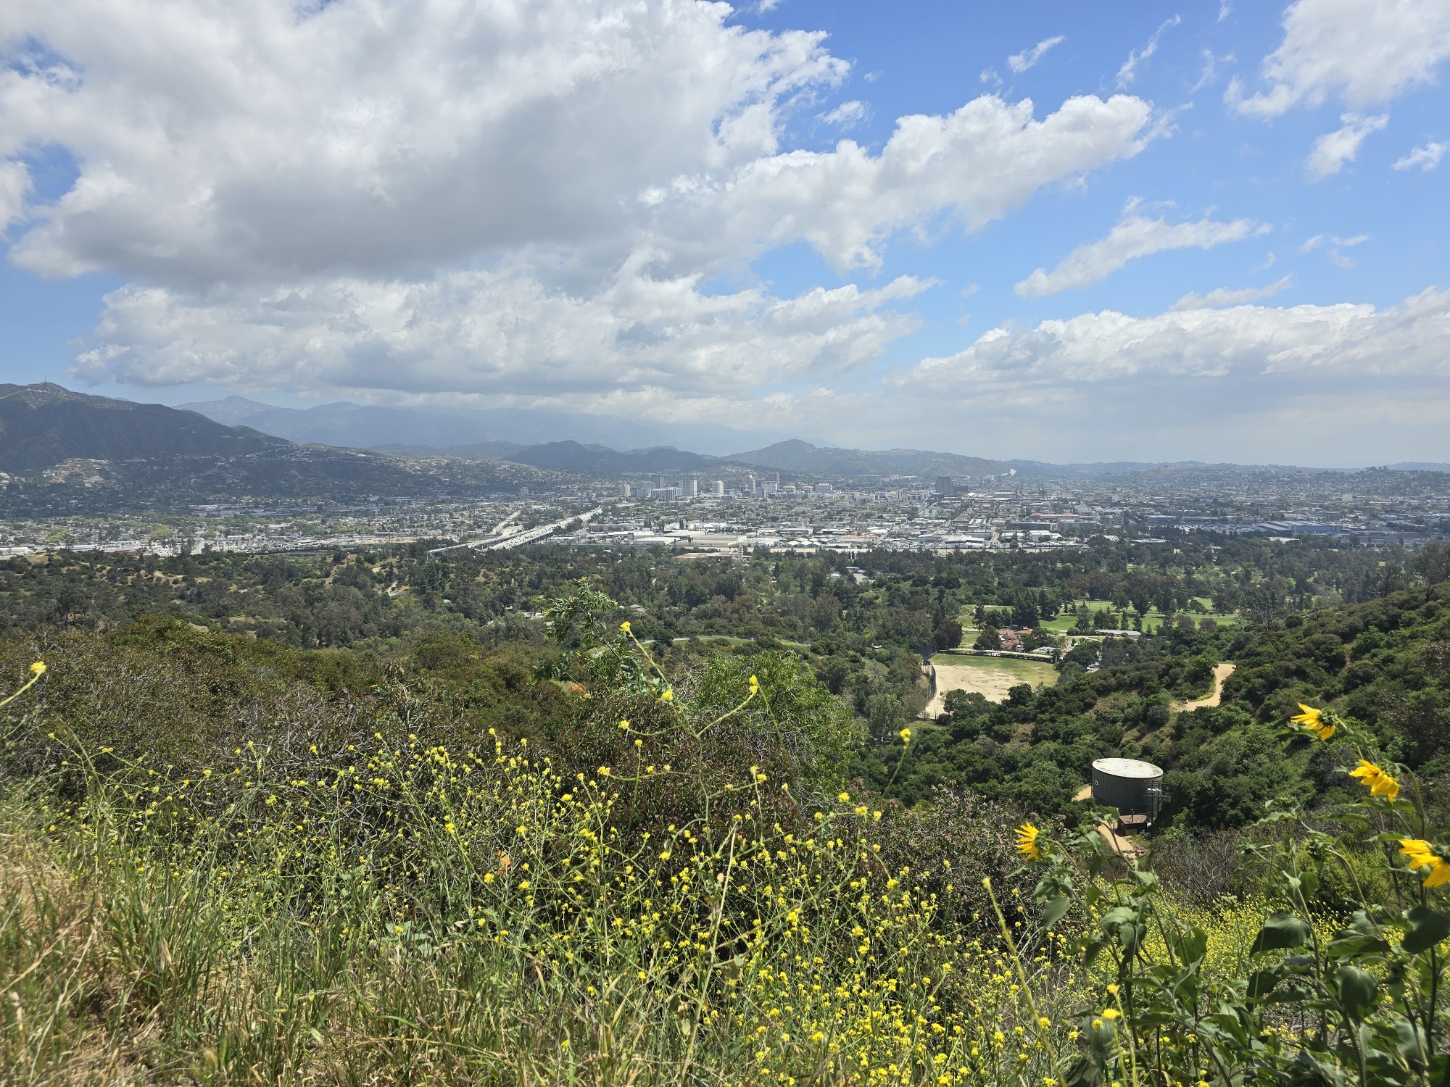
[{"x1": 1091, "y1": 758, "x2": 1164, "y2": 822}]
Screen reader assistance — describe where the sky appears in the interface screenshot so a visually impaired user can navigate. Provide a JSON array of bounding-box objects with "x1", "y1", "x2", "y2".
[{"x1": 0, "y1": 0, "x2": 1448, "y2": 466}]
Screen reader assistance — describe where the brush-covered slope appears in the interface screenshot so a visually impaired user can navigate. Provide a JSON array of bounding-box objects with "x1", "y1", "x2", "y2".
[{"x1": 0, "y1": 383, "x2": 289, "y2": 472}]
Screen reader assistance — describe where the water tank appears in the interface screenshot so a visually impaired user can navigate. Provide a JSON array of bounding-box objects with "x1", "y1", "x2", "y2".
[{"x1": 1091, "y1": 758, "x2": 1164, "y2": 823}]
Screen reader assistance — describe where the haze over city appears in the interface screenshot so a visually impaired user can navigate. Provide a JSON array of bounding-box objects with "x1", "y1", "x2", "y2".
[{"x1": 2, "y1": 0, "x2": 1449, "y2": 465}]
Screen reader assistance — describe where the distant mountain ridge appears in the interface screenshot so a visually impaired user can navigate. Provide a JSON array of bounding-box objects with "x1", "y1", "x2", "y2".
[
  {"x1": 727, "y1": 439, "x2": 1002, "y2": 478},
  {"x1": 504, "y1": 440, "x2": 718, "y2": 475},
  {"x1": 0, "y1": 383, "x2": 288, "y2": 473},
  {"x1": 178, "y1": 395, "x2": 717, "y2": 452}
]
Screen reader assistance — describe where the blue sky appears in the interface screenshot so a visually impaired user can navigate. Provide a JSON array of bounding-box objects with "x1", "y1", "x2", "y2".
[{"x1": 1, "y1": 0, "x2": 1448, "y2": 464}]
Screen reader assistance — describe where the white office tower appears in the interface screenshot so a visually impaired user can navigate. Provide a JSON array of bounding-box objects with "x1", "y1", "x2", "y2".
[
  {"x1": 713, "y1": 480, "x2": 725, "y2": 496},
  {"x1": 685, "y1": 477, "x2": 698, "y2": 497},
  {"x1": 621, "y1": 482, "x2": 633, "y2": 497},
  {"x1": 746, "y1": 474, "x2": 756, "y2": 496}
]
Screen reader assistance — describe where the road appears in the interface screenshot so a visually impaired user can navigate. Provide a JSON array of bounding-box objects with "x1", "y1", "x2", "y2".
[{"x1": 475, "y1": 508, "x2": 601, "y2": 551}]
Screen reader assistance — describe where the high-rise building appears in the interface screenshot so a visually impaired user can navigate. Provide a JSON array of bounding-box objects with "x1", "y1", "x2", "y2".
[
  {"x1": 685, "y1": 477, "x2": 698, "y2": 497},
  {"x1": 712, "y1": 480, "x2": 725, "y2": 496}
]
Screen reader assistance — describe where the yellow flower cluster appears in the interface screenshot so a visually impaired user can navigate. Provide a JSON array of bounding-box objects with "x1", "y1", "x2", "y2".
[{"x1": 67, "y1": 732, "x2": 1086, "y2": 1083}]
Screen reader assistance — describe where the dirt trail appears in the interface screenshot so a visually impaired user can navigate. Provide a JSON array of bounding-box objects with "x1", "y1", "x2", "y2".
[{"x1": 1172, "y1": 661, "x2": 1235, "y2": 712}]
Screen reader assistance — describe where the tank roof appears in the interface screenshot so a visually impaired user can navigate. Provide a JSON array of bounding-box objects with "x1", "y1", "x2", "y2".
[{"x1": 1092, "y1": 757, "x2": 1163, "y2": 779}]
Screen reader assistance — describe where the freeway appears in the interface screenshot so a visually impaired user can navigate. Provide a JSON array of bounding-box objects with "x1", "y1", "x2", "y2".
[{"x1": 477, "y1": 508, "x2": 602, "y2": 550}]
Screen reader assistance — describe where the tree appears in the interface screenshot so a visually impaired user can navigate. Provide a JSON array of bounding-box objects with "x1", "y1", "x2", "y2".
[
  {"x1": 932, "y1": 618, "x2": 963, "y2": 651},
  {"x1": 974, "y1": 626, "x2": 1000, "y2": 651}
]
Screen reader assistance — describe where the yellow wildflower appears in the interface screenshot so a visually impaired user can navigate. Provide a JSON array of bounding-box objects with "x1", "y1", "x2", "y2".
[
  {"x1": 1349, "y1": 759, "x2": 1400, "y2": 801},
  {"x1": 661, "y1": 689, "x2": 673, "y2": 703},
  {"x1": 1291, "y1": 703, "x2": 1336, "y2": 742},
  {"x1": 1400, "y1": 839, "x2": 1450, "y2": 888},
  {"x1": 749, "y1": 674, "x2": 759, "y2": 694},
  {"x1": 29, "y1": 661, "x2": 46, "y2": 676},
  {"x1": 620, "y1": 620, "x2": 631, "y2": 633},
  {"x1": 899, "y1": 727, "x2": 912, "y2": 744},
  {"x1": 1015, "y1": 823, "x2": 1043, "y2": 861}
]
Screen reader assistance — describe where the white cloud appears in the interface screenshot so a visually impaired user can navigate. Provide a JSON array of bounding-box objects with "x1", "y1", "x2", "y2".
[
  {"x1": 0, "y1": 0, "x2": 1162, "y2": 415},
  {"x1": 73, "y1": 262, "x2": 932, "y2": 412},
  {"x1": 660, "y1": 288, "x2": 1450, "y2": 463},
  {"x1": 902, "y1": 288, "x2": 1450, "y2": 387},
  {"x1": 1301, "y1": 233, "x2": 1368, "y2": 251},
  {"x1": 1117, "y1": 16, "x2": 1181, "y2": 90},
  {"x1": 0, "y1": 160, "x2": 29, "y2": 234},
  {"x1": 686, "y1": 94, "x2": 1155, "y2": 275},
  {"x1": 821, "y1": 100, "x2": 866, "y2": 128},
  {"x1": 1008, "y1": 36, "x2": 1065, "y2": 75},
  {"x1": 1229, "y1": 0, "x2": 1450, "y2": 118},
  {"x1": 1301, "y1": 232, "x2": 1368, "y2": 268},
  {"x1": 879, "y1": 288, "x2": 1450, "y2": 463},
  {"x1": 1189, "y1": 49, "x2": 1232, "y2": 93},
  {"x1": 1170, "y1": 275, "x2": 1293, "y2": 310},
  {"x1": 1, "y1": 0, "x2": 847, "y2": 286},
  {"x1": 1307, "y1": 113, "x2": 1389, "y2": 178},
  {"x1": 1014, "y1": 205, "x2": 1266, "y2": 298},
  {"x1": 1393, "y1": 140, "x2": 1447, "y2": 170}
]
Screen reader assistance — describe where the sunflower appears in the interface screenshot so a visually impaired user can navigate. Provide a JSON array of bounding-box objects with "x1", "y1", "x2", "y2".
[
  {"x1": 1290, "y1": 703, "x2": 1335, "y2": 742},
  {"x1": 1400, "y1": 840, "x2": 1450, "y2": 888},
  {"x1": 1349, "y1": 759, "x2": 1400, "y2": 801},
  {"x1": 1015, "y1": 823, "x2": 1043, "y2": 862}
]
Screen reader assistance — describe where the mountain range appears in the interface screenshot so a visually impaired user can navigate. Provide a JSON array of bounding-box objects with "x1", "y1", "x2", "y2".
[{"x1": 6, "y1": 384, "x2": 1441, "y2": 487}]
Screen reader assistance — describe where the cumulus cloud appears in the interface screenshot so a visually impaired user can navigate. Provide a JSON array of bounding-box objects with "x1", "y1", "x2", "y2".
[
  {"x1": 1117, "y1": 16, "x2": 1180, "y2": 89},
  {"x1": 0, "y1": 0, "x2": 1165, "y2": 414},
  {"x1": 1229, "y1": 0, "x2": 1450, "y2": 117},
  {"x1": 883, "y1": 288, "x2": 1450, "y2": 462},
  {"x1": 1, "y1": 0, "x2": 846, "y2": 286},
  {"x1": 901, "y1": 288, "x2": 1450, "y2": 389},
  {"x1": 1393, "y1": 140, "x2": 1448, "y2": 171},
  {"x1": 1008, "y1": 36, "x2": 1065, "y2": 75},
  {"x1": 667, "y1": 288, "x2": 1450, "y2": 462},
  {"x1": 683, "y1": 94, "x2": 1155, "y2": 274},
  {"x1": 1307, "y1": 113, "x2": 1389, "y2": 178},
  {"x1": 73, "y1": 260, "x2": 933, "y2": 413},
  {"x1": 1014, "y1": 204, "x2": 1266, "y2": 298},
  {"x1": 1169, "y1": 275, "x2": 1293, "y2": 310}
]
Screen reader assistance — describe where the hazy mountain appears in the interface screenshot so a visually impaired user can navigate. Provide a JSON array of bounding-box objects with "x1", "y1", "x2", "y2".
[
  {"x1": 0, "y1": 383, "x2": 288, "y2": 473},
  {"x1": 727, "y1": 439, "x2": 1001, "y2": 478},
  {"x1": 504, "y1": 440, "x2": 718, "y2": 475},
  {"x1": 373, "y1": 440, "x2": 527, "y2": 461},
  {"x1": 177, "y1": 396, "x2": 767, "y2": 453}
]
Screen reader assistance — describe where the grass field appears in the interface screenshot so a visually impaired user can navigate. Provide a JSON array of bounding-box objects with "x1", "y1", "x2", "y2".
[{"x1": 925, "y1": 653, "x2": 1059, "y2": 713}]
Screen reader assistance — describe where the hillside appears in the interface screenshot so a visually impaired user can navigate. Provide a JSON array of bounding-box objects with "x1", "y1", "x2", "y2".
[
  {"x1": 0, "y1": 383, "x2": 288, "y2": 472},
  {"x1": 0, "y1": 384, "x2": 544, "y2": 514}
]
